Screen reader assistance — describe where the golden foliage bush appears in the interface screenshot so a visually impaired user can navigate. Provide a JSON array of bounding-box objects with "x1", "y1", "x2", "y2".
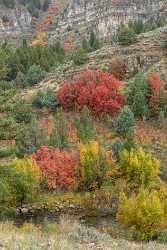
[
  {"x1": 77, "y1": 141, "x2": 112, "y2": 191},
  {"x1": 10, "y1": 158, "x2": 42, "y2": 204},
  {"x1": 117, "y1": 189, "x2": 167, "y2": 240},
  {"x1": 119, "y1": 147, "x2": 160, "y2": 187}
]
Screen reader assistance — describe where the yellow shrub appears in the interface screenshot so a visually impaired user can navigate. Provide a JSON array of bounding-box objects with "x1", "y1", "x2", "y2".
[
  {"x1": 120, "y1": 147, "x2": 160, "y2": 186},
  {"x1": 10, "y1": 158, "x2": 42, "y2": 204},
  {"x1": 13, "y1": 158, "x2": 41, "y2": 188},
  {"x1": 77, "y1": 141, "x2": 112, "y2": 191},
  {"x1": 117, "y1": 189, "x2": 167, "y2": 240},
  {"x1": 78, "y1": 141, "x2": 99, "y2": 167}
]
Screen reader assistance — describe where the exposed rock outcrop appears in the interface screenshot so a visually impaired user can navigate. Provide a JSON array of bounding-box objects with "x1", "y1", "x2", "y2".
[
  {"x1": 50, "y1": 0, "x2": 166, "y2": 43},
  {"x1": 0, "y1": 4, "x2": 32, "y2": 44}
]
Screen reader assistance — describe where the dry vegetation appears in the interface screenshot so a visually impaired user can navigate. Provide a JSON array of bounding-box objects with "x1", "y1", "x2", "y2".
[{"x1": 0, "y1": 217, "x2": 166, "y2": 250}]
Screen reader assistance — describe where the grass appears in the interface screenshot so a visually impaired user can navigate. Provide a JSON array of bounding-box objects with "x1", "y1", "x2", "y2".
[
  {"x1": 0, "y1": 217, "x2": 166, "y2": 249},
  {"x1": 0, "y1": 145, "x2": 16, "y2": 158}
]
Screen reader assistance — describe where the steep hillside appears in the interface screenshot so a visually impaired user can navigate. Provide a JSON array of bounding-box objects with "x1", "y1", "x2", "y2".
[{"x1": 22, "y1": 25, "x2": 167, "y2": 99}]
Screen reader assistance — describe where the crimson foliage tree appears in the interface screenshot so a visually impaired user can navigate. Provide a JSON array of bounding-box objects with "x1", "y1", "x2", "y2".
[
  {"x1": 58, "y1": 70, "x2": 124, "y2": 116},
  {"x1": 148, "y1": 73, "x2": 164, "y2": 116},
  {"x1": 32, "y1": 146, "x2": 79, "y2": 191}
]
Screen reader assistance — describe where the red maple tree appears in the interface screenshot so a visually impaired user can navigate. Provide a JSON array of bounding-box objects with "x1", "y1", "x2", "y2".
[
  {"x1": 58, "y1": 70, "x2": 124, "y2": 116},
  {"x1": 148, "y1": 73, "x2": 164, "y2": 116},
  {"x1": 32, "y1": 146, "x2": 79, "y2": 191}
]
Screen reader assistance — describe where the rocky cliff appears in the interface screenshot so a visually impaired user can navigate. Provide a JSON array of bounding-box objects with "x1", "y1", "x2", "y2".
[
  {"x1": 0, "y1": 0, "x2": 70, "y2": 45},
  {"x1": 0, "y1": 0, "x2": 166, "y2": 45},
  {"x1": 50, "y1": 0, "x2": 166, "y2": 43},
  {"x1": 0, "y1": 4, "x2": 32, "y2": 44}
]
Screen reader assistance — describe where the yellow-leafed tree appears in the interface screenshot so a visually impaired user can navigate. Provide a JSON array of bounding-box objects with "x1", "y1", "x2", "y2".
[
  {"x1": 119, "y1": 147, "x2": 160, "y2": 187},
  {"x1": 117, "y1": 189, "x2": 167, "y2": 240},
  {"x1": 78, "y1": 141, "x2": 112, "y2": 191}
]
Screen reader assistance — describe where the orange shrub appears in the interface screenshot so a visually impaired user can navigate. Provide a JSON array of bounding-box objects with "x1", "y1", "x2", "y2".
[
  {"x1": 148, "y1": 73, "x2": 164, "y2": 116},
  {"x1": 32, "y1": 146, "x2": 79, "y2": 191}
]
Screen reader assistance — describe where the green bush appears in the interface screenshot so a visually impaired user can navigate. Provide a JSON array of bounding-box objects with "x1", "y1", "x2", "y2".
[
  {"x1": 32, "y1": 88, "x2": 58, "y2": 110},
  {"x1": 0, "y1": 158, "x2": 40, "y2": 206},
  {"x1": 0, "y1": 146, "x2": 16, "y2": 158},
  {"x1": 9, "y1": 158, "x2": 40, "y2": 205},
  {"x1": 16, "y1": 118, "x2": 48, "y2": 157},
  {"x1": 15, "y1": 71, "x2": 26, "y2": 88},
  {"x1": 159, "y1": 110, "x2": 165, "y2": 128},
  {"x1": 89, "y1": 31, "x2": 101, "y2": 51},
  {"x1": 82, "y1": 32, "x2": 101, "y2": 52},
  {"x1": 127, "y1": 72, "x2": 149, "y2": 118},
  {"x1": 117, "y1": 25, "x2": 137, "y2": 45},
  {"x1": 82, "y1": 38, "x2": 90, "y2": 52},
  {"x1": 0, "y1": 117, "x2": 17, "y2": 140},
  {"x1": 0, "y1": 88, "x2": 16, "y2": 113},
  {"x1": 0, "y1": 80, "x2": 15, "y2": 90},
  {"x1": 26, "y1": 65, "x2": 46, "y2": 86},
  {"x1": 13, "y1": 98, "x2": 32, "y2": 123},
  {"x1": 128, "y1": 20, "x2": 144, "y2": 35},
  {"x1": 0, "y1": 206, "x2": 17, "y2": 219},
  {"x1": 49, "y1": 109, "x2": 69, "y2": 150},
  {"x1": 115, "y1": 106, "x2": 134, "y2": 139},
  {"x1": 73, "y1": 107, "x2": 96, "y2": 143},
  {"x1": 108, "y1": 139, "x2": 125, "y2": 160},
  {"x1": 72, "y1": 49, "x2": 88, "y2": 65},
  {"x1": 0, "y1": 165, "x2": 13, "y2": 202}
]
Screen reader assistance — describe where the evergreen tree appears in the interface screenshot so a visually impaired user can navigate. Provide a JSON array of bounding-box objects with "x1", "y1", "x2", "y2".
[
  {"x1": 73, "y1": 107, "x2": 96, "y2": 143},
  {"x1": 127, "y1": 72, "x2": 149, "y2": 118},
  {"x1": 115, "y1": 106, "x2": 135, "y2": 139},
  {"x1": 117, "y1": 24, "x2": 137, "y2": 45},
  {"x1": 89, "y1": 31, "x2": 100, "y2": 51},
  {"x1": 50, "y1": 109, "x2": 69, "y2": 149}
]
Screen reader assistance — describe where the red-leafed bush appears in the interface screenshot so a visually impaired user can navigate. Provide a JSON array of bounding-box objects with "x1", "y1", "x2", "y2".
[
  {"x1": 112, "y1": 0, "x2": 123, "y2": 5},
  {"x1": 32, "y1": 146, "x2": 79, "y2": 191},
  {"x1": 148, "y1": 73, "x2": 164, "y2": 116},
  {"x1": 58, "y1": 70, "x2": 124, "y2": 116},
  {"x1": 110, "y1": 58, "x2": 127, "y2": 80}
]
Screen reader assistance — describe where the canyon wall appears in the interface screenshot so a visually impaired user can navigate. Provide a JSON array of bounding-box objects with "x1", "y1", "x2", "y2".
[
  {"x1": 0, "y1": 0, "x2": 166, "y2": 45},
  {"x1": 50, "y1": 0, "x2": 164, "y2": 43},
  {"x1": 0, "y1": 4, "x2": 32, "y2": 45}
]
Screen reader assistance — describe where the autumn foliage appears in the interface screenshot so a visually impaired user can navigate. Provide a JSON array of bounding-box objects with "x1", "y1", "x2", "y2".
[
  {"x1": 119, "y1": 147, "x2": 160, "y2": 187},
  {"x1": 77, "y1": 141, "x2": 112, "y2": 191},
  {"x1": 58, "y1": 70, "x2": 124, "y2": 116},
  {"x1": 32, "y1": 146, "x2": 78, "y2": 191},
  {"x1": 110, "y1": 58, "x2": 127, "y2": 80},
  {"x1": 117, "y1": 189, "x2": 167, "y2": 240},
  {"x1": 32, "y1": 141, "x2": 114, "y2": 192},
  {"x1": 31, "y1": 3, "x2": 59, "y2": 47},
  {"x1": 148, "y1": 73, "x2": 164, "y2": 116},
  {"x1": 112, "y1": 0, "x2": 123, "y2": 5}
]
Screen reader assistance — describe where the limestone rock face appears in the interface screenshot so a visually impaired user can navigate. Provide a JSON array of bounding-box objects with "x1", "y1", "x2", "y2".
[
  {"x1": 51, "y1": 0, "x2": 164, "y2": 42},
  {"x1": 0, "y1": 5, "x2": 32, "y2": 45},
  {"x1": 0, "y1": 5, "x2": 32, "y2": 33}
]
